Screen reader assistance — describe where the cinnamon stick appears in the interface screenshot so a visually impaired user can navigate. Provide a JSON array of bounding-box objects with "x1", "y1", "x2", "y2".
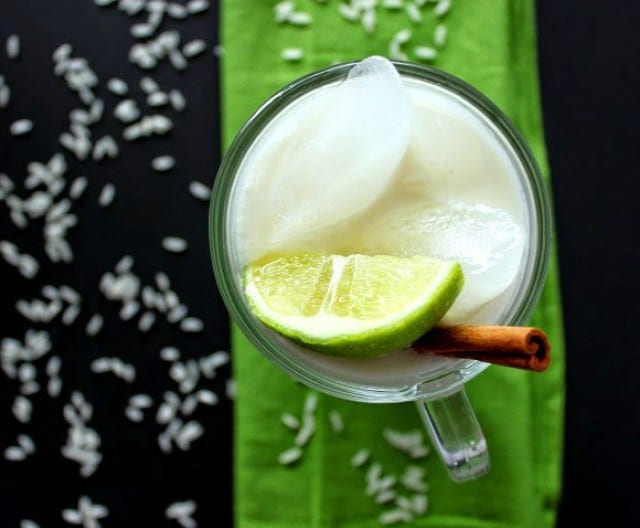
[{"x1": 413, "y1": 326, "x2": 551, "y2": 372}]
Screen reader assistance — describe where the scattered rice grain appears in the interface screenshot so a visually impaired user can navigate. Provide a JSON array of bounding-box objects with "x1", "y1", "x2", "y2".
[
  {"x1": 434, "y1": 0, "x2": 451, "y2": 17},
  {"x1": 278, "y1": 446, "x2": 303, "y2": 466},
  {"x1": 180, "y1": 317, "x2": 203, "y2": 332},
  {"x1": 406, "y1": 3, "x2": 422, "y2": 23},
  {"x1": 187, "y1": 0, "x2": 209, "y2": 14},
  {"x1": 351, "y1": 448, "x2": 370, "y2": 467},
  {"x1": 329, "y1": 410, "x2": 344, "y2": 433},
  {"x1": 85, "y1": 314, "x2": 104, "y2": 336},
  {"x1": 138, "y1": 311, "x2": 156, "y2": 332},
  {"x1": 169, "y1": 89, "x2": 186, "y2": 111},
  {"x1": 4, "y1": 446, "x2": 26, "y2": 461},
  {"x1": 6, "y1": 34, "x2": 20, "y2": 60},
  {"x1": 107, "y1": 77, "x2": 128, "y2": 95},
  {"x1": 162, "y1": 236, "x2": 188, "y2": 253},
  {"x1": 281, "y1": 48, "x2": 304, "y2": 62},
  {"x1": 98, "y1": 183, "x2": 116, "y2": 207},
  {"x1": 10, "y1": 119, "x2": 34, "y2": 136},
  {"x1": 182, "y1": 39, "x2": 207, "y2": 58},
  {"x1": 69, "y1": 176, "x2": 88, "y2": 200},
  {"x1": 414, "y1": 45, "x2": 437, "y2": 61},
  {"x1": 152, "y1": 155, "x2": 175, "y2": 172},
  {"x1": 281, "y1": 413, "x2": 300, "y2": 430},
  {"x1": 434, "y1": 24, "x2": 447, "y2": 47}
]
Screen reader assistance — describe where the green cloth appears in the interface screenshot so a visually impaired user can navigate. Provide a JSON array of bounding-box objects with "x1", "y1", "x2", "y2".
[{"x1": 221, "y1": 1, "x2": 565, "y2": 527}]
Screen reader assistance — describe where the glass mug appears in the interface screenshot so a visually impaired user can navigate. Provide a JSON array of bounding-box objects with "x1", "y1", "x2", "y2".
[{"x1": 209, "y1": 61, "x2": 552, "y2": 482}]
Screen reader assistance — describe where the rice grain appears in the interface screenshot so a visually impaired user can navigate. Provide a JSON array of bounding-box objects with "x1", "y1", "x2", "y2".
[{"x1": 10, "y1": 119, "x2": 34, "y2": 136}]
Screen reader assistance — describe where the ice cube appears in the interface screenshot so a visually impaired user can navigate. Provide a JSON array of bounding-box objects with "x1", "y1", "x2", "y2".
[
  {"x1": 353, "y1": 199, "x2": 525, "y2": 323},
  {"x1": 236, "y1": 56, "x2": 413, "y2": 262}
]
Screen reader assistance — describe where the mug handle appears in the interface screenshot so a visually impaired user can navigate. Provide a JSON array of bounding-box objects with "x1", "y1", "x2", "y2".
[{"x1": 415, "y1": 386, "x2": 490, "y2": 482}]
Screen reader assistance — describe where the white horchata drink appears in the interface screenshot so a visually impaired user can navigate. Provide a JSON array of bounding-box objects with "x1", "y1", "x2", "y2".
[{"x1": 229, "y1": 56, "x2": 529, "y2": 389}]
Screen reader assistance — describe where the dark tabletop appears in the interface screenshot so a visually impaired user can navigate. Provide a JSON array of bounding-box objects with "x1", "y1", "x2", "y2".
[{"x1": 0, "y1": 1, "x2": 638, "y2": 527}]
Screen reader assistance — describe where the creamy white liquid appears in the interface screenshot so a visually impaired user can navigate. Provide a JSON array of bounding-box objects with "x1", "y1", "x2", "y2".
[{"x1": 229, "y1": 72, "x2": 531, "y2": 391}]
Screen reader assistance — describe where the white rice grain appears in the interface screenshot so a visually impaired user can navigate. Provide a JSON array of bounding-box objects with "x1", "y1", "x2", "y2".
[
  {"x1": 85, "y1": 314, "x2": 104, "y2": 336},
  {"x1": 168, "y1": 3, "x2": 188, "y2": 18},
  {"x1": 140, "y1": 76, "x2": 159, "y2": 94},
  {"x1": 188, "y1": 180, "x2": 211, "y2": 201},
  {"x1": 138, "y1": 311, "x2": 156, "y2": 332},
  {"x1": 183, "y1": 39, "x2": 207, "y2": 58},
  {"x1": 69, "y1": 176, "x2": 88, "y2": 200},
  {"x1": 351, "y1": 448, "x2": 370, "y2": 467},
  {"x1": 98, "y1": 183, "x2": 116, "y2": 207},
  {"x1": 434, "y1": 0, "x2": 451, "y2": 17},
  {"x1": 152, "y1": 155, "x2": 175, "y2": 172},
  {"x1": 17, "y1": 434, "x2": 35, "y2": 454},
  {"x1": 169, "y1": 49, "x2": 188, "y2": 70},
  {"x1": 12, "y1": 396, "x2": 32, "y2": 424},
  {"x1": 329, "y1": 410, "x2": 344, "y2": 434},
  {"x1": 375, "y1": 489, "x2": 397, "y2": 505},
  {"x1": 160, "y1": 346, "x2": 180, "y2": 361},
  {"x1": 281, "y1": 413, "x2": 300, "y2": 430},
  {"x1": 406, "y1": 3, "x2": 422, "y2": 23},
  {"x1": 125, "y1": 406, "x2": 144, "y2": 422},
  {"x1": 46, "y1": 355, "x2": 62, "y2": 376},
  {"x1": 379, "y1": 508, "x2": 414, "y2": 525},
  {"x1": 48, "y1": 377, "x2": 62, "y2": 397},
  {"x1": 61, "y1": 509, "x2": 83, "y2": 524},
  {"x1": 107, "y1": 77, "x2": 128, "y2": 95},
  {"x1": 20, "y1": 381, "x2": 40, "y2": 395},
  {"x1": 130, "y1": 394, "x2": 153, "y2": 408},
  {"x1": 187, "y1": 0, "x2": 209, "y2": 14},
  {"x1": 18, "y1": 363, "x2": 36, "y2": 384},
  {"x1": 115, "y1": 254, "x2": 134, "y2": 273},
  {"x1": 10, "y1": 119, "x2": 34, "y2": 136},
  {"x1": 338, "y1": 3, "x2": 359, "y2": 22},
  {"x1": 169, "y1": 89, "x2": 186, "y2": 111},
  {"x1": 93, "y1": 135, "x2": 119, "y2": 160},
  {"x1": 226, "y1": 378, "x2": 236, "y2": 400},
  {"x1": 62, "y1": 304, "x2": 81, "y2": 326},
  {"x1": 294, "y1": 415, "x2": 315, "y2": 447},
  {"x1": 155, "y1": 271, "x2": 171, "y2": 291},
  {"x1": 148, "y1": 91, "x2": 169, "y2": 106},
  {"x1": 288, "y1": 12, "x2": 312, "y2": 26},
  {"x1": 414, "y1": 45, "x2": 437, "y2": 61},
  {"x1": 6, "y1": 34, "x2": 20, "y2": 60},
  {"x1": 0, "y1": 85, "x2": 10, "y2": 108},
  {"x1": 180, "y1": 317, "x2": 203, "y2": 333},
  {"x1": 60, "y1": 285, "x2": 80, "y2": 304},
  {"x1": 382, "y1": 0, "x2": 404, "y2": 9},
  {"x1": 196, "y1": 389, "x2": 218, "y2": 406},
  {"x1": 131, "y1": 23, "x2": 155, "y2": 39},
  {"x1": 151, "y1": 114, "x2": 173, "y2": 134},
  {"x1": 4, "y1": 446, "x2": 26, "y2": 461},
  {"x1": 180, "y1": 395, "x2": 199, "y2": 416},
  {"x1": 304, "y1": 392, "x2": 318, "y2": 415},
  {"x1": 362, "y1": 8, "x2": 376, "y2": 34},
  {"x1": 114, "y1": 99, "x2": 140, "y2": 123},
  {"x1": 162, "y1": 236, "x2": 188, "y2": 253},
  {"x1": 281, "y1": 48, "x2": 304, "y2": 62},
  {"x1": 434, "y1": 23, "x2": 447, "y2": 47},
  {"x1": 406, "y1": 493, "x2": 428, "y2": 514},
  {"x1": 120, "y1": 300, "x2": 140, "y2": 320},
  {"x1": 278, "y1": 446, "x2": 302, "y2": 466},
  {"x1": 20, "y1": 521, "x2": 40, "y2": 528}
]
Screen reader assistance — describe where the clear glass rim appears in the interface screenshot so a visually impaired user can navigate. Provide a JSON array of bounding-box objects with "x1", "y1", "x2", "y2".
[{"x1": 209, "y1": 61, "x2": 552, "y2": 403}]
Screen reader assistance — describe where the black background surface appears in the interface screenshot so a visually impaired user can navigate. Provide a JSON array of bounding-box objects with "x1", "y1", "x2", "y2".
[{"x1": 1, "y1": 1, "x2": 638, "y2": 527}]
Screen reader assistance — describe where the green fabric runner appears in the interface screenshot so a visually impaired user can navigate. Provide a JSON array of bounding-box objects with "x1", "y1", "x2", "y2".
[{"x1": 221, "y1": 1, "x2": 565, "y2": 527}]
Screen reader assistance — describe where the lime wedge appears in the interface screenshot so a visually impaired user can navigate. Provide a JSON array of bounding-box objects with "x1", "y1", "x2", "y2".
[{"x1": 243, "y1": 254, "x2": 464, "y2": 358}]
